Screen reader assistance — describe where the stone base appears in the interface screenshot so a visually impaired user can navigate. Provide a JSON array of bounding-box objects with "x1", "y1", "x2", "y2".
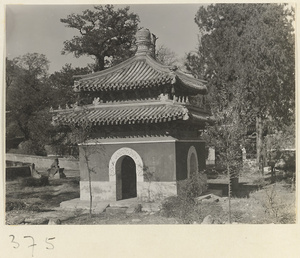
[
  {"x1": 138, "y1": 182, "x2": 177, "y2": 202},
  {"x1": 80, "y1": 181, "x2": 177, "y2": 202},
  {"x1": 80, "y1": 181, "x2": 116, "y2": 201},
  {"x1": 60, "y1": 198, "x2": 109, "y2": 214},
  {"x1": 60, "y1": 197, "x2": 162, "y2": 214}
]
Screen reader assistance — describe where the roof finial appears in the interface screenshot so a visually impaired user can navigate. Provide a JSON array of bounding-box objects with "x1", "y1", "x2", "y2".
[{"x1": 135, "y1": 28, "x2": 156, "y2": 58}]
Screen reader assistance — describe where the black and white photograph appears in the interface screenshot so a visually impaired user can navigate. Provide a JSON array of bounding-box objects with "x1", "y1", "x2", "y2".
[{"x1": 4, "y1": 2, "x2": 296, "y2": 229}]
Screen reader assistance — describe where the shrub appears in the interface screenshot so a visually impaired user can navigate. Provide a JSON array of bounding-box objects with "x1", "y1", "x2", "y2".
[
  {"x1": 6, "y1": 200, "x2": 43, "y2": 212},
  {"x1": 177, "y1": 172, "x2": 207, "y2": 202},
  {"x1": 161, "y1": 172, "x2": 208, "y2": 223},
  {"x1": 6, "y1": 201, "x2": 26, "y2": 211},
  {"x1": 161, "y1": 196, "x2": 198, "y2": 223},
  {"x1": 20, "y1": 176, "x2": 49, "y2": 187},
  {"x1": 251, "y1": 184, "x2": 296, "y2": 224},
  {"x1": 17, "y1": 140, "x2": 47, "y2": 156},
  {"x1": 252, "y1": 177, "x2": 269, "y2": 188}
]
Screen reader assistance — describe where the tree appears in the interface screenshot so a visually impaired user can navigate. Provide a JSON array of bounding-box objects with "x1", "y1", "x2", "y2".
[
  {"x1": 155, "y1": 45, "x2": 178, "y2": 66},
  {"x1": 5, "y1": 53, "x2": 74, "y2": 155},
  {"x1": 5, "y1": 58, "x2": 22, "y2": 89},
  {"x1": 186, "y1": 4, "x2": 295, "y2": 174},
  {"x1": 6, "y1": 53, "x2": 51, "y2": 151},
  {"x1": 61, "y1": 5, "x2": 140, "y2": 72},
  {"x1": 203, "y1": 84, "x2": 245, "y2": 223},
  {"x1": 68, "y1": 122, "x2": 100, "y2": 217},
  {"x1": 49, "y1": 64, "x2": 92, "y2": 107}
]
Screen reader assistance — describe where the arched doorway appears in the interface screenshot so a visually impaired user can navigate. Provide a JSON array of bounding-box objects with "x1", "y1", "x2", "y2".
[
  {"x1": 187, "y1": 146, "x2": 199, "y2": 179},
  {"x1": 190, "y1": 152, "x2": 197, "y2": 176},
  {"x1": 109, "y1": 147, "x2": 144, "y2": 201},
  {"x1": 120, "y1": 156, "x2": 137, "y2": 200}
]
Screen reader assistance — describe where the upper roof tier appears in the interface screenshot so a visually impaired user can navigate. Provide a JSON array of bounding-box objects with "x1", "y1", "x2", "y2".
[{"x1": 73, "y1": 28, "x2": 207, "y2": 94}]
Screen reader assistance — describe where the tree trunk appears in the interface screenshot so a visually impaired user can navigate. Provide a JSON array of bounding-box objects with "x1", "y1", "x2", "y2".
[
  {"x1": 94, "y1": 56, "x2": 105, "y2": 72},
  {"x1": 256, "y1": 115, "x2": 264, "y2": 175},
  {"x1": 88, "y1": 167, "x2": 92, "y2": 218},
  {"x1": 17, "y1": 119, "x2": 30, "y2": 141},
  {"x1": 227, "y1": 164, "x2": 232, "y2": 224},
  {"x1": 83, "y1": 147, "x2": 93, "y2": 218}
]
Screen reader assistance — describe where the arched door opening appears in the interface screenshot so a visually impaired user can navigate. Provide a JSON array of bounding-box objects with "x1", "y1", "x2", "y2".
[
  {"x1": 187, "y1": 146, "x2": 199, "y2": 179},
  {"x1": 190, "y1": 152, "x2": 197, "y2": 177},
  {"x1": 109, "y1": 147, "x2": 144, "y2": 201},
  {"x1": 117, "y1": 156, "x2": 137, "y2": 200}
]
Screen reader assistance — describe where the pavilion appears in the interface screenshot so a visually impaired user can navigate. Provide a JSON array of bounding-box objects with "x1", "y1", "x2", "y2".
[{"x1": 53, "y1": 28, "x2": 212, "y2": 201}]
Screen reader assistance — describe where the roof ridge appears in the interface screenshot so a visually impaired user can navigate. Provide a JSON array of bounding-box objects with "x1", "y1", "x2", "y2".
[
  {"x1": 78, "y1": 54, "x2": 174, "y2": 82},
  {"x1": 144, "y1": 55, "x2": 173, "y2": 73},
  {"x1": 76, "y1": 55, "x2": 138, "y2": 80}
]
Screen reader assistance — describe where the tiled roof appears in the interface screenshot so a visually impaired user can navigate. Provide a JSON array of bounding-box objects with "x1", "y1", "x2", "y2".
[
  {"x1": 73, "y1": 54, "x2": 207, "y2": 94},
  {"x1": 53, "y1": 102, "x2": 210, "y2": 126}
]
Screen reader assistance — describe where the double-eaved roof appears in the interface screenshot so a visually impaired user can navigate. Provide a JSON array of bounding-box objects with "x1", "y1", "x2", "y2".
[
  {"x1": 73, "y1": 54, "x2": 207, "y2": 94},
  {"x1": 53, "y1": 28, "x2": 211, "y2": 127}
]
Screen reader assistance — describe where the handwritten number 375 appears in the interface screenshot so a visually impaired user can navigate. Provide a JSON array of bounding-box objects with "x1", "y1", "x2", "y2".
[{"x1": 9, "y1": 235, "x2": 55, "y2": 257}]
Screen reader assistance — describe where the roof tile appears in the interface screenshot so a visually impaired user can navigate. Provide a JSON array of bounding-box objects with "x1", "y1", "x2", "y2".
[
  {"x1": 74, "y1": 54, "x2": 206, "y2": 93},
  {"x1": 54, "y1": 103, "x2": 189, "y2": 126}
]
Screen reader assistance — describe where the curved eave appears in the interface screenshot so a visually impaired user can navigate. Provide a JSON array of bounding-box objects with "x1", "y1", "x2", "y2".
[
  {"x1": 52, "y1": 103, "x2": 190, "y2": 126},
  {"x1": 73, "y1": 54, "x2": 207, "y2": 94},
  {"x1": 185, "y1": 105, "x2": 214, "y2": 125},
  {"x1": 175, "y1": 70, "x2": 207, "y2": 94},
  {"x1": 75, "y1": 54, "x2": 171, "y2": 80},
  {"x1": 74, "y1": 54, "x2": 175, "y2": 92}
]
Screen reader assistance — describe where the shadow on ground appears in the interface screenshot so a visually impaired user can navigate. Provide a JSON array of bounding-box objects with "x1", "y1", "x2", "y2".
[{"x1": 208, "y1": 182, "x2": 260, "y2": 198}]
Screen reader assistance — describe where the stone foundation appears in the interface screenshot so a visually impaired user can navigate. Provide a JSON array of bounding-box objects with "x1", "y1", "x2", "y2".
[
  {"x1": 80, "y1": 181, "x2": 177, "y2": 202},
  {"x1": 138, "y1": 181, "x2": 177, "y2": 202},
  {"x1": 80, "y1": 181, "x2": 116, "y2": 201}
]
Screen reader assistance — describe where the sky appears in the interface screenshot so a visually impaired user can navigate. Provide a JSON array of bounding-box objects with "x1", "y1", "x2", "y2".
[{"x1": 6, "y1": 4, "x2": 204, "y2": 74}]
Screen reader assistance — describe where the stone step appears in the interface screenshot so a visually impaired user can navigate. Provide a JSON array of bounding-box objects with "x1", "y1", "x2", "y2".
[
  {"x1": 109, "y1": 197, "x2": 139, "y2": 208},
  {"x1": 105, "y1": 207, "x2": 128, "y2": 215},
  {"x1": 60, "y1": 198, "x2": 109, "y2": 214}
]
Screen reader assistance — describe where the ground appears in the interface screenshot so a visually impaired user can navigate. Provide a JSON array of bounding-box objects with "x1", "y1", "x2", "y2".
[{"x1": 5, "y1": 169, "x2": 296, "y2": 225}]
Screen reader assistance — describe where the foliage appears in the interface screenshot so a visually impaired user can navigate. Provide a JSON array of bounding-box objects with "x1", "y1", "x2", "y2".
[
  {"x1": 13, "y1": 53, "x2": 50, "y2": 80},
  {"x1": 161, "y1": 196, "x2": 196, "y2": 223},
  {"x1": 142, "y1": 166, "x2": 160, "y2": 202},
  {"x1": 6, "y1": 53, "x2": 55, "y2": 154},
  {"x1": 186, "y1": 4, "x2": 295, "y2": 174},
  {"x1": 166, "y1": 181, "x2": 297, "y2": 225},
  {"x1": 250, "y1": 183, "x2": 295, "y2": 223},
  {"x1": 6, "y1": 58, "x2": 23, "y2": 89},
  {"x1": 80, "y1": 145, "x2": 96, "y2": 217},
  {"x1": 19, "y1": 176, "x2": 49, "y2": 187},
  {"x1": 161, "y1": 196, "x2": 226, "y2": 224},
  {"x1": 177, "y1": 172, "x2": 207, "y2": 201},
  {"x1": 61, "y1": 5, "x2": 140, "y2": 71},
  {"x1": 203, "y1": 85, "x2": 245, "y2": 176},
  {"x1": 49, "y1": 63, "x2": 92, "y2": 107},
  {"x1": 161, "y1": 173, "x2": 208, "y2": 223},
  {"x1": 15, "y1": 140, "x2": 45, "y2": 156},
  {"x1": 6, "y1": 54, "x2": 93, "y2": 155},
  {"x1": 155, "y1": 45, "x2": 178, "y2": 66},
  {"x1": 6, "y1": 201, "x2": 27, "y2": 212}
]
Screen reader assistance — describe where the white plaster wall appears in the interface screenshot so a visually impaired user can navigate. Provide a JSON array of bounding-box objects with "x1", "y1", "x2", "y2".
[
  {"x1": 80, "y1": 181, "x2": 177, "y2": 202},
  {"x1": 80, "y1": 181, "x2": 116, "y2": 201}
]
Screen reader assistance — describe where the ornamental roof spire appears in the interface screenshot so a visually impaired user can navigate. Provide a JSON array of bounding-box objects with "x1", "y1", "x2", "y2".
[{"x1": 135, "y1": 28, "x2": 157, "y2": 58}]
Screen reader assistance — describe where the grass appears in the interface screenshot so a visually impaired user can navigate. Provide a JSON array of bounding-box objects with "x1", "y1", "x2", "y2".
[
  {"x1": 6, "y1": 177, "x2": 80, "y2": 212},
  {"x1": 6, "y1": 171, "x2": 296, "y2": 225}
]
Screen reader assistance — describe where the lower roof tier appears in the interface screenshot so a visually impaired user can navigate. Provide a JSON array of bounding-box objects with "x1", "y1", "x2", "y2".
[{"x1": 52, "y1": 102, "x2": 212, "y2": 126}]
